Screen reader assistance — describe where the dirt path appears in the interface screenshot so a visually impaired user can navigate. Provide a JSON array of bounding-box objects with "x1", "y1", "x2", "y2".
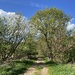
[
  {"x1": 41, "y1": 67, "x2": 48, "y2": 75},
  {"x1": 23, "y1": 60, "x2": 49, "y2": 75},
  {"x1": 24, "y1": 67, "x2": 36, "y2": 75}
]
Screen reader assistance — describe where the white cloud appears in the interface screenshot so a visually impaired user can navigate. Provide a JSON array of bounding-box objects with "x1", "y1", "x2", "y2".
[
  {"x1": 67, "y1": 21, "x2": 75, "y2": 30},
  {"x1": 0, "y1": 9, "x2": 15, "y2": 16}
]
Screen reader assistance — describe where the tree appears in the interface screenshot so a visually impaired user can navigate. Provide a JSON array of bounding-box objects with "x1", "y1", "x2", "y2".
[
  {"x1": 0, "y1": 14, "x2": 29, "y2": 61},
  {"x1": 14, "y1": 29, "x2": 38, "y2": 60},
  {"x1": 30, "y1": 8, "x2": 72, "y2": 62}
]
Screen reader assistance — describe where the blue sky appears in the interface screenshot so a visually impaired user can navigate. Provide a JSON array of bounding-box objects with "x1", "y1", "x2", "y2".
[{"x1": 0, "y1": 0, "x2": 75, "y2": 23}]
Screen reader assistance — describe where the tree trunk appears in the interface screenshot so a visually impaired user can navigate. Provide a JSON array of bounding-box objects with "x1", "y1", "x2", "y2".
[{"x1": 44, "y1": 33, "x2": 53, "y2": 61}]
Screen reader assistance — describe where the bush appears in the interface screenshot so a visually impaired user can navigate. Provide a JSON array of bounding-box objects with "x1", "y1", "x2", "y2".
[{"x1": 0, "y1": 60, "x2": 33, "y2": 75}]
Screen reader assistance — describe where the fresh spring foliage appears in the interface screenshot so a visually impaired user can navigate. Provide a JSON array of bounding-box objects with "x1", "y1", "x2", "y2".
[
  {"x1": 30, "y1": 8, "x2": 75, "y2": 63},
  {"x1": 0, "y1": 8, "x2": 75, "y2": 64},
  {"x1": 0, "y1": 13, "x2": 29, "y2": 61}
]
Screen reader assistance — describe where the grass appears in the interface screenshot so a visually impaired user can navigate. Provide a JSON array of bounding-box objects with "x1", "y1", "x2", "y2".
[
  {"x1": 0, "y1": 60, "x2": 33, "y2": 75},
  {"x1": 33, "y1": 70, "x2": 40, "y2": 75},
  {"x1": 46, "y1": 61, "x2": 75, "y2": 75},
  {"x1": 36, "y1": 66, "x2": 43, "y2": 70}
]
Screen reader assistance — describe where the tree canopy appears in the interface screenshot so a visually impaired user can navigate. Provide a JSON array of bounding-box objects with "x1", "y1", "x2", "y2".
[
  {"x1": 30, "y1": 8, "x2": 75, "y2": 63},
  {"x1": 0, "y1": 8, "x2": 75, "y2": 63}
]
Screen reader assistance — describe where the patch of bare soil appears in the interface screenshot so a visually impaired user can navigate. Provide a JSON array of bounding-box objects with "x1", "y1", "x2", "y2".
[{"x1": 41, "y1": 67, "x2": 48, "y2": 75}]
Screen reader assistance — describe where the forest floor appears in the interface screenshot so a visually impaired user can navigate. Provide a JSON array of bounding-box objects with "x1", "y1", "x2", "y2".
[{"x1": 23, "y1": 60, "x2": 49, "y2": 75}]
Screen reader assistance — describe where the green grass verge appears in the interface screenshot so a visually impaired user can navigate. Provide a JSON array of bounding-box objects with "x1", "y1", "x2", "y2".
[
  {"x1": 46, "y1": 61, "x2": 75, "y2": 75},
  {"x1": 0, "y1": 60, "x2": 33, "y2": 75}
]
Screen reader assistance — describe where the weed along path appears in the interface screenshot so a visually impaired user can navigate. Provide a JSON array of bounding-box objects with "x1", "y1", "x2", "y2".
[{"x1": 23, "y1": 60, "x2": 49, "y2": 75}]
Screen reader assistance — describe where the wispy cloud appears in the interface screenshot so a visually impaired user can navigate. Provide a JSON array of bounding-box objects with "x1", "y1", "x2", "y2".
[
  {"x1": 0, "y1": 0, "x2": 47, "y2": 8},
  {"x1": 30, "y1": 2, "x2": 47, "y2": 8}
]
